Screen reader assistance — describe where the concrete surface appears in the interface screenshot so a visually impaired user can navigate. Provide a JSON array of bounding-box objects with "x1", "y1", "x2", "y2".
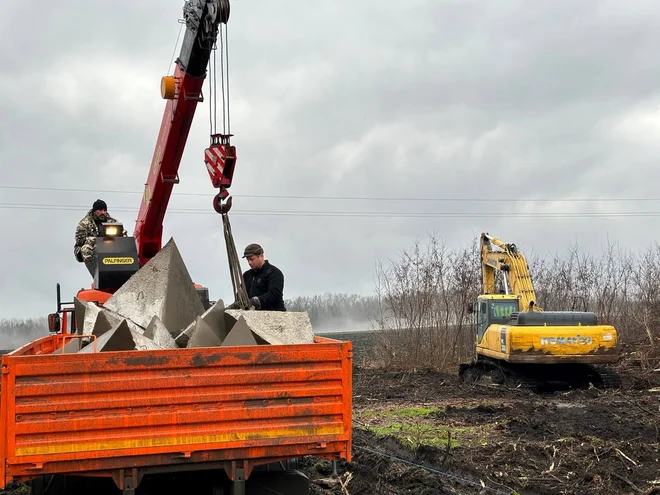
[
  {"x1": 61, "y1": 338, "x2": 81, "y2": 353},
  {"x1": 224, "y1": 310, "x2": 315, "y2": 345},
  {"x1": 221, "y1": 316, "x2": 258, "y2": 346},
  {"x1": 79, "y1": 320, "x2": 164, "y2": 353},
  {"x1": 80, "y1": 300, "x2": 102, "y2": 336},
  {"x1": 104, "y1": 238, "x2": 205, "y2": 333},
  {"x1": 144, "y1": 315, "x2": 178, "y2": 349},
  {"x1": 74, "y1": 297, "x2": 86, "y2": 335},
  {"x1": 200, "y1": 299, "x2": 229, "y2": 341},
  {"x1": 186, "y1": 316, "x2": 224, "y2": 348},
  {"x1": 174, "y1": 319, "x2": 195, "y2": 347},
  {"x1": 90, "y1": 309, "x2": 124, "y2": 338}
]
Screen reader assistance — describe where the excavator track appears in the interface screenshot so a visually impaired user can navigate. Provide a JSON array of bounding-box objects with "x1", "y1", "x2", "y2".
[{"x1": 459, "y1": 358, "x2": 621, "y2": 393}]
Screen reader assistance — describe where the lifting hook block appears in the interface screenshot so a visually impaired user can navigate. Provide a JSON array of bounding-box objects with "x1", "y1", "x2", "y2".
[{"x1": 213, "y1": 192, "x2": 232, "y2": 215}]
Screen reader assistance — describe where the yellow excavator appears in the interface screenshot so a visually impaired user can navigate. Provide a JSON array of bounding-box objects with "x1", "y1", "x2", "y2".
[{"x1": 459, "y1": 232, "x2": 620, "y2": 391}]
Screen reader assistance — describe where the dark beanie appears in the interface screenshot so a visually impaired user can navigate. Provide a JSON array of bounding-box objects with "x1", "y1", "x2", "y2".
[{"x1": 92, "y1": 199, "x2": 107, "y2": 211}]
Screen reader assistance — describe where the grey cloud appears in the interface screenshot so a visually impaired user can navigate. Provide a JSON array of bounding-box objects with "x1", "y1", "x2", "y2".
[{"x1": 1, "y1": 0, "x2": 660, "y2": 320}]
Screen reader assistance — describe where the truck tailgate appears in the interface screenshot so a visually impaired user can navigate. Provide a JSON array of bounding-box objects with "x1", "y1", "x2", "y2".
[{"x1": 1, "y1": 335, "x2": 352, "y2": 487}]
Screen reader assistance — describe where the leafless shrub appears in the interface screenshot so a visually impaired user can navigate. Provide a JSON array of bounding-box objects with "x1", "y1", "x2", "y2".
[{"x1": 371, "y1": 235, "x2": 480, "y2": 370}]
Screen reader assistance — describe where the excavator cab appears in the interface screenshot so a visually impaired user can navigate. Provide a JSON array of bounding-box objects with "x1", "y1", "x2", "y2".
[{"x1": 468, "y1": 295, "x2": 520, "y2": 343}]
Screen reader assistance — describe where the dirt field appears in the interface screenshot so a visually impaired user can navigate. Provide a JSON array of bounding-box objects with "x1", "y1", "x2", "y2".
[{"x1": 302, "y1": 348, "x2": 660, "y2": 495}]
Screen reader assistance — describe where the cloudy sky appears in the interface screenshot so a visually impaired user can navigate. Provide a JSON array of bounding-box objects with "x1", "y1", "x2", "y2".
[{"x1": 1, "y1": 0, "x2": 660, "y2": 320}]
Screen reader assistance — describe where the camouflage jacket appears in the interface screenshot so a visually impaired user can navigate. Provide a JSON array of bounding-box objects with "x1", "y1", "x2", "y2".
[{"x1": 73, "y1": 210, "x2": 119, "y2": 262}]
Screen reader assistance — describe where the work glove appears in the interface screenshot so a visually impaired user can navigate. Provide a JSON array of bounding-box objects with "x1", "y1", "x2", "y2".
[{"x1": 248, "y1": 297, "x2": 261, "y2": 310}]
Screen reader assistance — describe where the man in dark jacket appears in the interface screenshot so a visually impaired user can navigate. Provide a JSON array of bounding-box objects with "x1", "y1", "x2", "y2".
[{"x1": 241, "y1": 243, "x2": 286, "y2": 311}]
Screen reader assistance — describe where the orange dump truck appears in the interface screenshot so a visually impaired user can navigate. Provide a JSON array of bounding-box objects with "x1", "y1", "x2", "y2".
[{"x1": 0, "y1": 331, "x2": 352, "y2": 494}]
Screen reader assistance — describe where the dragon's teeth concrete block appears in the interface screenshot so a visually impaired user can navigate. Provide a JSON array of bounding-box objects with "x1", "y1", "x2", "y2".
[
  {"x1": 61, "y1": 338, "x2": 81, "y2": 353},
  {"x1": 79, "y1": 300, "x2": 102, "y2": 336},
  {"x1": 221, "y1": 316, "x2": 258, "y2": 346},
  {"x1": 91, "y1": 309, "x2": 125, "y2": 338},
  {"x1": 144, "y1": 315, "x2": 178, "y2": 349},
  {"x1": 186, "y1": 317, "x2": 224, "y2": 348},
  {"x1": 74, "y1": 297, "x2": 87, "y2": 335},
  {"x1": 103, "y1": 238, "x2": 205, "y2": 332},
  {"x1": 224, "y1": 310, "x2": 315, "y2": 345},
  {"x1": 200, "y1": 299, "x2": 229, "y2": 341},
  {"x1": 77, "y1": 300, "x2": 144, "y2": 340},
  {"x1": 79, "y1": 320, "x2": 164, "y2": 353}
]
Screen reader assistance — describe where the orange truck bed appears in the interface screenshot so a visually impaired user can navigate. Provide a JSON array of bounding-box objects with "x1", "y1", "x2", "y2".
[{"x1": 0, "y1": 334, "x2": 352, "y2": 490}]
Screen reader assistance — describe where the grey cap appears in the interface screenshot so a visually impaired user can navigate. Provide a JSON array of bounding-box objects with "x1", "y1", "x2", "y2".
[{"x1": 243, "y1": 243, "x2": 264, "y2": 258}]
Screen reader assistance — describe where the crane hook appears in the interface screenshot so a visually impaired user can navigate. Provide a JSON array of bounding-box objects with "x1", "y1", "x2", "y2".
[{"x1": 213, "y1": 191, "x2": 232, "y2": 215}]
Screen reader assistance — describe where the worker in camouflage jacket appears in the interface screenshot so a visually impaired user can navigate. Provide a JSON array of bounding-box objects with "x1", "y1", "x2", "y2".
[{"x1": 74, "y1": 199, "x2": 122, "y2": 278}]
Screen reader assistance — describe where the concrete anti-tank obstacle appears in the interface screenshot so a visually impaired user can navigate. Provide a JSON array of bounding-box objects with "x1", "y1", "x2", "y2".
[
  {"x1": 79, "y1": 320, "x2": 165, "y2": 353},
  {"x1": 103, "y1": 238, "x2": 205, "y2": 333},
  {"x1": 221, "y1": 315, "x2": 259, "y2": 346},
  {"x1": 74, "y1": 297, "x2": 87, "y2": 335},
  {"x1": 174, "y1": 319, "x2": 195, "y2": 348},
  {"x1": 175, "y1": 299, "x2": 229, "y2": 347},
  {"x1": 61, "y1": 338, "x2": 81, "y2": 353},
  {"x1": 144, "y1": 315, "x2": 178, "y2": 349},
  {"x1": 75, "y1": 298, "x2": 145, "y2": 338},
  {"x1": 90, "y1": 309, "x2": 124, "y2": 338},
  {"x1": 72, "y1": 237, "x2": 316, "y2": 351},
  {"x1": 79, "y1": 300, "x2": 102, "y2": 336},
  {"x1": 200, "y1": 299, "x2": 229, "y2": 340},
  {"x1": 224, "y1": 310, "x2": 315, "y2": 345},
  {"x1": 186, "y1": 316, "x2": 224, "y2": 348}
]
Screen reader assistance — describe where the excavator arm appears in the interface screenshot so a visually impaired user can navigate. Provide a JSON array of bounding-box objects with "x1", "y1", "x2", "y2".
[
  {"x1": 480, "y1": 232, "x2": 541, "y2": 311},
  {"x1": 134, "y1": 0, "x2": 231, "y2": 266}
]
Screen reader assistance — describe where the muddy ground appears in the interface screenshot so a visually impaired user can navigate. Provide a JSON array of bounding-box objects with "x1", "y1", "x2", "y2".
[{"x1": 302, "y1": 347, "x2": 660, "y2": 495}]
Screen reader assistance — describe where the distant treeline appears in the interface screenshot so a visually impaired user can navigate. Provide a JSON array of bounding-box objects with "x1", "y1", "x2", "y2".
[
  {"x1": 0, "y1": 317, "x2": 49, "y2": 350},
  {"x1": 285, "y1": 293, "x2": 378, "y2": 332}
]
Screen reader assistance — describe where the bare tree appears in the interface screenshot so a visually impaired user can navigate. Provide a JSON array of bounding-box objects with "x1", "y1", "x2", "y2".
[{"x1": 372, "y1": 235, "x2": 481, "y2": 369}]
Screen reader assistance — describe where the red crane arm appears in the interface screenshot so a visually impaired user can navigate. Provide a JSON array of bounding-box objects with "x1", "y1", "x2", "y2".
[{"x1": 134, "y1": 0, "x2": 230, "y2": 266}]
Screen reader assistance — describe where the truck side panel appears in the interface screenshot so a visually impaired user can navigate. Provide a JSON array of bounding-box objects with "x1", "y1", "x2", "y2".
[{"x1": 1, "y1": 335, "x2": 352, "y2": 486}]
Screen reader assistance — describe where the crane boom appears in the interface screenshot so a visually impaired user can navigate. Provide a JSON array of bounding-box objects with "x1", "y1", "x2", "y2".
[
  {"x1": 480, "y1": 232, "x2": 540, "y2": 312},
  {"x1": 134, "y1": 0, "x2": 230, "y2": 266}
]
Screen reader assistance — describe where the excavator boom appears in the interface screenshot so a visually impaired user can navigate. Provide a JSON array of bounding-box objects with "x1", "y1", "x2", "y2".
[{"x1": 481, "y1": 232, "x2": 539, "y2": 312}]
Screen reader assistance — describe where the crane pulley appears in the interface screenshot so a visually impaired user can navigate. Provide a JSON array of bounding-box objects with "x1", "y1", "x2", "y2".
[
  {"x1": 201, "y1": 2, "x2": 250, "y2": 309},
  {"x1": 203, "y1": 0, "x2": 234, "y2": 215}
]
